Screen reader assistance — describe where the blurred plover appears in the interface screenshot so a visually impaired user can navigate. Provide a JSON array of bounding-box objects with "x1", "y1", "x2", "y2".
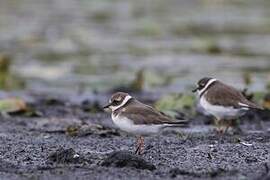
[{"x1": 192, "y1": 77, "x2": 262, "y2": 132}]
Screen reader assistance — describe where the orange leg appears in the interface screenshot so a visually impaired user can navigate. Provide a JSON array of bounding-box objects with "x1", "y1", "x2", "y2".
[
  {"x1": 135, "y1": 136, "x2": 144, "y2": 155},
  {"x1": 214, "y1": 118, "x2": 222, "y2": 133},
  {"x1": 224, "y1": 120, "x2": 232, "y2": 134},
  {"x1": 216, "y1": 119, "x2": 235, "y2": 134}
]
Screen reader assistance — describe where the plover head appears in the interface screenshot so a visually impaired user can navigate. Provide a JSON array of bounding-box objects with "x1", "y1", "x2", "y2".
[
  {"x1": 192, "y1": 77, "x2": 217, "y2": 96},
  {"x1": 103, "y1": 92, "x2": 133, "y2": 112}
]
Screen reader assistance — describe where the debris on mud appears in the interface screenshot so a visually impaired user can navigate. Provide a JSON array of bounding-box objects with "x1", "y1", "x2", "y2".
[
  {"x1": 0, "y1": 98, "x2": 27, "y2": 114},
  {"x1": 100, "y1": 151, "x2": 156, "y2": 171},
  {"x1": 47, "y1": 148, "x2": 86, "y2": 164},
  {"x1": 66, "y1": 123, "x2": 120, "y2": 137}
]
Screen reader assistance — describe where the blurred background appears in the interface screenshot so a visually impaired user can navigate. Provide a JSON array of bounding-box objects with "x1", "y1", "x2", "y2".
[{"x1": 0, "y1": 0, "x2": 270, "y2": 96}]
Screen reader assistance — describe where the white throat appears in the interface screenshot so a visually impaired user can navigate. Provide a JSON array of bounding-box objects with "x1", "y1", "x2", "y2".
[
  {"x1": 198, "y1": 78, "x2": 217, "y2": 96},
  {"x1": 111, "y1": 95, "x2": 132, "y2": 112}
]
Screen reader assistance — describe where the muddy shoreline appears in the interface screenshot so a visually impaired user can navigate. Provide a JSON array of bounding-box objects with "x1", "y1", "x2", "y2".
[{"x1": 0, "y1": 92, "x2": 268, "y2": 180}]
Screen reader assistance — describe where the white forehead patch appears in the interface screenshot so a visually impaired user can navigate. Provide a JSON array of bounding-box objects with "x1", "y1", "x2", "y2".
[
  {"x1": 110, "y1": 95, "x2": 132, "y2": 111},
  {"x1": 198, "y1": 78, "x2": 217, "y2": 96}
]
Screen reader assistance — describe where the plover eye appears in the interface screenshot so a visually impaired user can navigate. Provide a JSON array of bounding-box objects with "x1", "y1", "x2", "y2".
[
  {"x1": 115, "y1": 97, "x2": 122, "y2": 101},
  {"x1": 112, "y1": 99, "x2": 121, "y2": 105}
]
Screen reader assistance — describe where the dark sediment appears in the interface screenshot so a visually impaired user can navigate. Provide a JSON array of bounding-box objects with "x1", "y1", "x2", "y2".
[{"x1": 101, "y1": 151, "x2": 156, "y2": 171}]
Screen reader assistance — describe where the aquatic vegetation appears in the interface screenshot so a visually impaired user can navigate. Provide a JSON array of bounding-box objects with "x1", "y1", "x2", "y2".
[
  {"x1": 144, "y1": 70, "x2": 174, "y2": 87},
  {"x1": 242, "y1": 72, "x2": 252, "y2": 86},
  {"x1": 0, "y1": 54, "x2": 10, "y2": 89},
  {"x1": 90, "y1": 10, "x2": 114, "y2": 23},
  {"x1": 191, "y1": 38, "x2": 222, "y2": 54},
  {"x1": 133, "y1": 21, "x2": 162, "y2": 37},
  {"x1": 126, "y1": 44, "x2": 150, "y2": 56},
  {"x1": 0, "y1": 54, "x2": 25, "y2": 90},
  {"x1": 262, "y1": 93, "x2": 270, "y2": 109},
  {"x1": 130, "y1": 69, "x2": 145, "y2": 92},
  {"x1": 155, "y1": 93, "x2": 195, "y2": 117}
]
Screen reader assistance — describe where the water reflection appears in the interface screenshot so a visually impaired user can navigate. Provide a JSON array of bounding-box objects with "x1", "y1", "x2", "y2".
[{"x1": 0, "y1": 0, "x2": 269, "y2": 94}]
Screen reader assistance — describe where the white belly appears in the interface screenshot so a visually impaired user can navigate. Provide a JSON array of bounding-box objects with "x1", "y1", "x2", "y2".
[
  {"x1": 200, "y1": 96, "x2": 242, "y2": 120},
  {"x1": 111, "y1": 114, "x2": 164, "y2": 136}
]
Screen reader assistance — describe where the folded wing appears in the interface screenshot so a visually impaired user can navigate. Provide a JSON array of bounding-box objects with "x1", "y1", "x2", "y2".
[
  {"x1": 206, "y1": 82, "x2": 262, "y2": 110},
  {"x1": 121, "y1": 101, "x2": 188, "y2": 125}
]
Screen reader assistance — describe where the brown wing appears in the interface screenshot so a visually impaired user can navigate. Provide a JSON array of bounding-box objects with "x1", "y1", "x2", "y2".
[
  {"x1": 121, "y1": 101, "x2": 182, "y2": 125},
  {"x1": 206, "y1": 81, "x2": 262, "y2": 109}
]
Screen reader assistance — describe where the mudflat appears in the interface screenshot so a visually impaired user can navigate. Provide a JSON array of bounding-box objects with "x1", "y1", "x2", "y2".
[{"x1": 0, "y1": 93, "x2": 269, "y2": 180}]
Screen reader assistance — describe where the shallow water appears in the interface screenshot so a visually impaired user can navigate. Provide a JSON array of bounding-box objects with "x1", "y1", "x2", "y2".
[{"x1": 0, "y1": 0, "x2": 270, "y2": 94}]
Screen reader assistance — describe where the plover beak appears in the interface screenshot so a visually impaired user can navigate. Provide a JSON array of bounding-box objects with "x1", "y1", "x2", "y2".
[
  {"x1": 103, "y1": 103, "x2": 112, "y2": 109},
  {"x1": 192, "y1": 87, "x2": 198, "y2": 93}
]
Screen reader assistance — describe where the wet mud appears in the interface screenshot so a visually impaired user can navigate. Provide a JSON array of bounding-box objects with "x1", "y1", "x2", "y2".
[{"x1": 0, "y1": 93, "x2": 269, "y2": 180}]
